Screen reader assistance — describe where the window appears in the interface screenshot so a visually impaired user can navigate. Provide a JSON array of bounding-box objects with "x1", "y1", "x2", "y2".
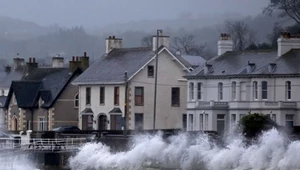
[
  {"x1": 231, "y1": 114, "x2": 236, "y2": 126},
  {"x1": 182, "y1": 114, "x2": 187, "y2": 130},
  {"x1": 74, "y1": 94, "x2": 79, "y2": 108},
  {"x1": 217, "y1": 114, "x2": 225, "y2": 135},
  {"x1": 86, "y1": 87, "x2": 91, "y2": 105},
  {"x1": 218, "y1": 83, "x2": 223, "y2": 101},
  {"x1": 1, "y1": 89, "x2": 4, "y2": 96},
  {"x1": 114, "y1": 87, "x2": 119, "y2": 105},
  {"x1": 286, "y1": 114, "x2": 294, "y2": 129},
  {"x1": 110, "y1": 115, "x2": 122, "y2": 130},
  {"x1": 199, "y1": 114, "x2": 203, "y2": 130},
  {"x1": 204, "y1": 114, "x2": 208, "y2": 130},
  {"x1": 262, "y1": 81, "x2": 268, "y2": 100},
  {"x1": 197, "y1": 83, "x2": 202, "y2": 100},
  {"x1": 38, "y1": 117, "x2": 47, "y2": 131},
  {"x1": 188, "y1": 114, "x2": 194, "y2": 131},
  {"x1": 135, "y1": 113, "x2": 144, "y2": 130},
  {"x1": 100, "y1": 87, "x2": 105, "y2": 105},
  {"x1": 135, "y1": 87, "x2": 144, "y2": 106},
  {"x1": 240, "y1": 82, "x2": 247, "y2": 101},
  {"x1": 253, "y1": 81, "x2": 258, "y2": 100},
  {"x1": 189, "y1": 83, "x2": 194, "y2": 100},
  {"x1": 148, "y1": 65, "x2": 154, "y2": 77},
  {"x1": 232, "y1": 82, "x2": 236, "y2": 100},
  {"x1": 171, "y1": 87, "x2": 180, "y2": 107},
  {"x1": 286, "y1": 81, "x2": 291, "y2": 100}
]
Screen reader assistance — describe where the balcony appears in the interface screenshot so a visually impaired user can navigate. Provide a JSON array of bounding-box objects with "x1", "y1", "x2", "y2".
[{"x1": 187, "y1": 101, "x2": 229, "y2": 109}]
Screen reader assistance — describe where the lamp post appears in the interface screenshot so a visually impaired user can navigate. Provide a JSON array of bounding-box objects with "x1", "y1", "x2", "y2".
[
  {"x1": 153, "y1": 29, "x2": 162, "y2": 132},
  {"x1": 124, "y1": 71, "x2": 128, "y2": 137}
]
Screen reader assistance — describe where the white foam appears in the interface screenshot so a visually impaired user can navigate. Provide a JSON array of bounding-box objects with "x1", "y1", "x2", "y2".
[{"x1": 69, "y1": 129, "x2": 300, "y2": 170}]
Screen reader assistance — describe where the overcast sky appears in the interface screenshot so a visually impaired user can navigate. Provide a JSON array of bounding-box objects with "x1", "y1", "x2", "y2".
[{"x1": 0, "y1": 0, "x2": 269, "y2": 28}]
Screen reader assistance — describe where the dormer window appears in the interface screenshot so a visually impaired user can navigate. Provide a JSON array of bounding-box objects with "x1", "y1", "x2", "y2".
[{"x1": 148, "y1": 65, "x2": 154, "y2": 77}]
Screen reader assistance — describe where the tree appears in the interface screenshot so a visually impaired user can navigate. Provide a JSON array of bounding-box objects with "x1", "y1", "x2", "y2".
[
  {"x1": 264, "y1": 0, "x2": 300, "y2": 25},
  {"x1": 172, "y1": 34, "x2": 206, "y2": 56},
  {"x1": 225, "y1": 20, "x2": 257, "y2": 51},
  {"x1": 141, "y1": 36, "x2": 152, "y2": 47},
  {"x1": 267, "y1": 23, "x2": 283, "y2": 49},
  {"x1": 239, "y1": 113, "x2": 278, "y2": 138}
]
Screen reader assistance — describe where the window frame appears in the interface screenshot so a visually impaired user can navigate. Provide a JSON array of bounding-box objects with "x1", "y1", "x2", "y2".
[
  {"x1": 189, "y1": 82, "x2": 194, "y2": 101},
  {"x1": 285, "y1": 81, "x2": 291, "y2": 100},
  {"x1": 261, "y1": 81, "x2": 268, "y2": 100},
  {"x1": 171, "y1": 87, "x2": 180, "y2": 107},
  {"x1": 100, "y1": 86, "x2": 105, "y2": 105},
  {"x1": 74, "y1": 93, "x2": 79, "y2": 108},
  {"x1": 114, "y1": 86, "x2": 120, "y2": 106},
  {"x1": 147, "y1": 65, "x2": 154, "y2": 77},
  {"x1": 135, "y1": 87, "x2": 144, "y2": 106},
  {"x1": 253, "y1": 81, "x2": 258, "y2": 100},
  {"x1": 218, "y1": 82, "x2": 223, "y2": 101},
  {"x1": 232, "y1": 82, "x2": 236, "y2": 100},
  {"x1": 38, "y1": 116, "x2": 47, "y2": 131},
  {"x1": 197, "y1": 83, "x2": 202, "y2": 100},
  {"x1": 85, "y1": 87, "x2": 91, "y2": 106}
]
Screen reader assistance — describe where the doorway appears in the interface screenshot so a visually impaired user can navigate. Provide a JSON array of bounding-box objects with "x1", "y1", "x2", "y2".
[{"x1": 98, "y1": 115, "x2": 107, "y2": 130}]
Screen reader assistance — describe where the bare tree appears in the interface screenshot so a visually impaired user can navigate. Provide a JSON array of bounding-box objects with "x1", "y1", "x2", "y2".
[
  {"x1": 172, "y1": 34, "x2": 206, "y2": 55},
  {"x1": 267, "y1": 23, "x2": 283, "y2": 48},
  {"x1": 264, "y1": 0, "x2": 300, "y2": 25},
  {"x1": 141, "y1": 36, "x2": 152, "y2": 47},
  {"x1": 225, "y1": 20, "x2": 257, "y2": 51}
]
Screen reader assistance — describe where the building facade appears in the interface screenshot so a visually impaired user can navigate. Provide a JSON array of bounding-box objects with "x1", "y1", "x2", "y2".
[
  {"x1": 73, "y1": 31, "x2": 199, "y2": 131},
  {"x1": 186, "y1": 32, "x2": 300, "y2": 134}
]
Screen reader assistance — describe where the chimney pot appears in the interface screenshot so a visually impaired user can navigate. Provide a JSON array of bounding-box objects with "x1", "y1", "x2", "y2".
[
  {"x1": 218, "y1": 32, "x2": 233, "y2": 56},
  {"x1": 76, "y1": 56, "x2": 79, "y2": 61},
  {"x1": 33, "y1": 58, "x2": 35, "y2": 63},
  {"x1": 29, "y1": 58, "x2": 32, "y2": 63},
  {"x1": 112, "y1": 36, "x2": 115, "y2": 39},
  {"x1": 84, "y1": 52, "x2": 87, "y2": 57},
  {"x1": 72, "y1": 56, "x2": 75, "y2": 61},
  {"x1": 108, "y1": 36, "x2": 111, "y2": 39}
]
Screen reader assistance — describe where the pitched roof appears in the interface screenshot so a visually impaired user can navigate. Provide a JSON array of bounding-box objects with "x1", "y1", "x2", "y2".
[
  {"x1": 0, "y1": 96, "x2": 7, "y2": 108},
  {"x1": 5, "y1": 67, "x2": 81, "y2": 109},
  {"x1": 73, "y1": 47, "x2": 190, "y2": 85},
  {"x1": 187, "y1": 50, "x2": 278, "y2": 77},
  {"x1": 0, "y1": 71, "x2": 23, "y2": 88},
  {"x1": 9, "y1": 81, "x2": 42, "y2": 108},
  {"x1": 180, "y1": 55, "x2": 206, "y2": 68}
]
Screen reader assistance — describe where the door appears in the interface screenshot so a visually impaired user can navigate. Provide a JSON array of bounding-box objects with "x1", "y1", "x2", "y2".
[
  {"x1": 110, "y1": 115, "x2": 122, "y2": 130},
  {"x1": 135, "y1": 113, "x2": 144, "y2": 130},
  {"x1": 217, "y1": 114, "x2": 225, "y2": 135},
  {"x1": 98, "y1": 115, "x2": 107, "y2": 130},
  {"x1": 11, "y1": 117, "x2": 18, "y2": 131}
]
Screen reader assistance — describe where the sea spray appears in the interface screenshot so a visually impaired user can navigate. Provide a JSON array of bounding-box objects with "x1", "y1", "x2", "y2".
[{"x1": 69, "y1": 128, "x2": 300, "y2": 170}]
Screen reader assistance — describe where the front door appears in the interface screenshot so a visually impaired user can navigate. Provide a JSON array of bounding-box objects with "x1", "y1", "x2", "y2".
[{"x1": 98, "y1": 115, "x2": 107, "y2": 130}]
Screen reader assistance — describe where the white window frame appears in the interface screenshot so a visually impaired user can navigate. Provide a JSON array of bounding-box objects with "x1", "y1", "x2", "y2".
[
  {"x1": 38, "y1": 116, "x2": 47, "y2": 131},
  {"x1": 189, "y1": 82, "x2": 194, "y2": 101},
  {"x1": 286, "y1": 114, "x2": 294, "y2": 127},
  {"x1": 218, "y1": 82, "x2": 223, "y2": 101},
  {"x1": 253, "y1": 81, "x2": 258, "y2": 100},
  {"x1": 197, "y1": 83, "x2": 202, "y2": 100},
  {"x1": 188, "y1": 114, "x2": 194, "y2": 131},
  {"x1": 285, "y1": 81, "x2": 291, "y2": 100},
  {"x1": 74, "y1": 93, "x2": 79, "y2": 108},
  {"x1": 204, "y1": 114, "x2": 208, "y2": 130},
  {"x1": 261, "y1": 81, "x2": 268, "y2": 100},
  {"x1": 232, "y1": 82, "x2": 236, "y2": 100},
  {"x1": 199, "y1": 114, "x2": 203, "y2": 130}
]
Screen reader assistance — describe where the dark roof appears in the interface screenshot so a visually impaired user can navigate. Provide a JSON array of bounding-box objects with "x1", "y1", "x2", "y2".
[
  {"x1": 5, "y1": 67, "x2": 81, "y2": 109},
  {"x1": 109, "y1": 107, "x2": 122, "y2": 114},
  {"x1": 187, "y1": 50, "x2": 278, "y2": 77},
  {"x1": 10, "y1": 81, "x2": 42, "y2": 108},
  {"x1": 73, "y1": 47, "x2": 190, "y2": 85},
  {"x1": 0, "y1": 96, "x2": 7, "y2": 108}
]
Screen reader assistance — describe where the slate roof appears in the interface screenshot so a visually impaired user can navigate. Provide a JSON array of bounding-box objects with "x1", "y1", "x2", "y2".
[
  {"x1": 0, "y1": 96, "x2": 7, "y2": 108},
  {"x1": 73, "y1": 46, "x2": 190, "y2": 85},
  {"x1": 180, "y1": 55, "x2": 206, "y2": 68},
  {"x1": 5, "y1": 67, "x2": 81, "y2": 109},
  {"x1": 0, "y1": 71, "x2": 23, "y2": 88},
  {"x1": 187, "y1": 50, "x2": 278, "y2": 78}
]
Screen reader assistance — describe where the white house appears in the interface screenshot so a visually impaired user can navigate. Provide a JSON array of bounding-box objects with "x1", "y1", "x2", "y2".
[
  {"x1": 72, "y1": 31, "x2": 205, "y2": 130},
  {"x1": 185, "y1": 32, "x2": 300, "y2": 134}
]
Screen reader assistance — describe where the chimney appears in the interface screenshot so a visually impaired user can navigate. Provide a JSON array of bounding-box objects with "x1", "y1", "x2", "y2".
[
  {"x1": 105, "y1": 36, "x2": 123, "y2": 54},
  {"x1": 4, "y1": 65, "x2": 11, "y2": 74},
  {"x1": 69, "y1": 56, "x2": 81, "y2": 73},
  {"x1": 79, "y1": 52, "x2": 89, "y2": 71},
  {"x1": 218, "y1": 33, "x2": 233, "y2": 56},
  {"x1": 25, "y1": 57, "x2": 38, "y2": 75},
  {"x1": 277, "y1": 32, "x2": 300, "y2": 56},
  {"x1": 13, "y1": 54, "x2": 25, "y2": 71},
  {"x1": 152, "y1": 30, "x2": 170, "y2": 51},
  {"x1": 52, "y1": 55, "x2": 64, "y2": 68}
]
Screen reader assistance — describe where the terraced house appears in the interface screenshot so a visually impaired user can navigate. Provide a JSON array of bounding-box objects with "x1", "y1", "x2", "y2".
[
  {"x1": 186, "y1": 32, "x2": 300, "y2": 134},
  {"x1": 5, "y1": 53, "x2": 89, "y2": 131},
  {"x1": 73, "y1": 31, "x2": 205, "y2": 131}
]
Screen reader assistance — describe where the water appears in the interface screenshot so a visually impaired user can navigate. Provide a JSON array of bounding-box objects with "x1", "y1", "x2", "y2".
[{"x1": 69, "y1": 129, "x2": 300, "y2": 170}]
